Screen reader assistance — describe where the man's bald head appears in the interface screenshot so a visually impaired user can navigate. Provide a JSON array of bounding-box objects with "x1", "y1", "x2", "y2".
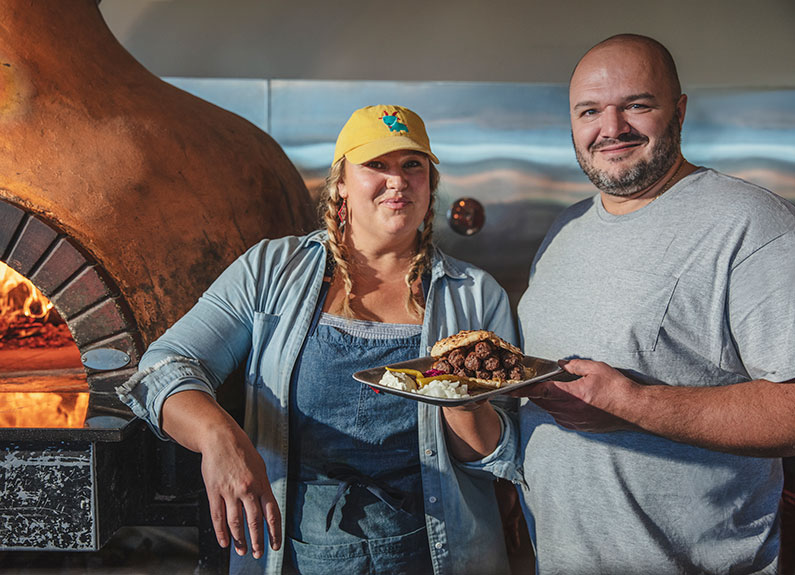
[{"x1": 572, "y1": 34, "x2": 682, "y2": 101}]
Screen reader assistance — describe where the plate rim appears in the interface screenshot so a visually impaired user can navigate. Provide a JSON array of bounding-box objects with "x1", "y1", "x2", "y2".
[{"x1": 352, "y1": 355, "x2": 563, "y2": 406}]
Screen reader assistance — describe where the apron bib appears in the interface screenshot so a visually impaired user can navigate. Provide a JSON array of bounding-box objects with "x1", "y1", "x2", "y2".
[{"x1": 285, "y1": 310, "x2": 431, "y2": 575}]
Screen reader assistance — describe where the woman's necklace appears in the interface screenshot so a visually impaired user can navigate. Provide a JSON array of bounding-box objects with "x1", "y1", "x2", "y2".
[{"x1": 648, "y1": 160, "x2": 686, "y2": 203}]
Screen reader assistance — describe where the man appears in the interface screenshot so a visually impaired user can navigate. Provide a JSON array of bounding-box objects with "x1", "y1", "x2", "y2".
[
  {"x1": 443, "y1": 33, "x2": 795, "y2": 575},
  {"x1": 516, "y1": 34, "x2": 795, "y2": 574}
]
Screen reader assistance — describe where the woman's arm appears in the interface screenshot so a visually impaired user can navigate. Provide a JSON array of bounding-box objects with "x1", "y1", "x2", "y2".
[
  {"x1": 120, "y1": 242, "x2": 284, "y2": 557},
  {"x1": 442, "y1": 402, "x2": 502, "y2": 462},
  {"x1": 161, "y1": 390, "x2": 282, "y2": 558}
]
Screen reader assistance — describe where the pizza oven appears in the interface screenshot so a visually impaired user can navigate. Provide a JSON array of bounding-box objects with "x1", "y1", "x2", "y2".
[{"x1": 0, "y1": 0, "x2": 314, "y2": 570}]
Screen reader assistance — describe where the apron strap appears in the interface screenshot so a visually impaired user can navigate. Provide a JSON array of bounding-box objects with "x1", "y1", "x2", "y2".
[
  {"x1": 307, "y1": 257, "x2": 334, "y2": 337},
  {"x1": 421, "y1": 271, "x2": 430, "y2": 301}
]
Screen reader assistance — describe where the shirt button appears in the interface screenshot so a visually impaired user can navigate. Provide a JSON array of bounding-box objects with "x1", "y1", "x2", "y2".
[
  {"x1": 425, "y1": 449, "x2": 434, "y2": 456},
  {"x1": 428, "y1": 496, "x2": 437, "y2": 504},
  {"x1": 435, "y1": 542, "x2": 443, "y2": 550}
]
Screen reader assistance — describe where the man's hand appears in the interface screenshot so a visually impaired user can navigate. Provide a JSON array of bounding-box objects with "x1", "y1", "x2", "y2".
[
  {"x1": 513, "y1": 359, "x2": 795, "y2": 456},
  {"x1": 513, "y1": 358, "x2": 639, "y2": 433}
]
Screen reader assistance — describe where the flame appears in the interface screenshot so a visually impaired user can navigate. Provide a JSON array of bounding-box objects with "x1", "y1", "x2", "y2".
[
  {"x1": 0, "y1": 263, "x2": 90, "y2": 429},
  {"x1": 0, "y1": 392, "x2": 90, "y2": 428},
  {"x1": 0, "y1": 261, "x2": 75, "y2": 350},
  {"x1": 0, "y1": 261, "x2": 53, "y2": 321}
]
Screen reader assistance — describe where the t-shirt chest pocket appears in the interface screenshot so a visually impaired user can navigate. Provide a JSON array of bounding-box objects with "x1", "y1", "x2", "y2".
[{"x1": 574, "y1": 268, "x2": 678, "y2": 355}]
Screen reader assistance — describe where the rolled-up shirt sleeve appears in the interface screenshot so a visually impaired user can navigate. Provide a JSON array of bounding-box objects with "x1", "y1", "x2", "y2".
[
  {"x1": 455, "y1": 405, "x2": 525, "y2": 485},
  {"x1": 116, "y1": 356, "x2": 216, "y2": 440}
]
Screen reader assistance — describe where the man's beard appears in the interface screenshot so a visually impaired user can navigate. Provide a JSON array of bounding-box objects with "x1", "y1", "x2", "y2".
[{"x1": 574, "y1": 114, "x2": 681, "y2": 197}]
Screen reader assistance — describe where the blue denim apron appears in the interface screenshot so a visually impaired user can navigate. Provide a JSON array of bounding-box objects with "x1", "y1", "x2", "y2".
[{"x1": 284, "y1": 303, "x2": 432, "y2": 575}]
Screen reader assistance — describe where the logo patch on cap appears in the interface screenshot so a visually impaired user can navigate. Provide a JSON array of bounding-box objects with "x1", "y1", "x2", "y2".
[{"x1": 380, "y1": 111, "x2": 409, "y2": 133}]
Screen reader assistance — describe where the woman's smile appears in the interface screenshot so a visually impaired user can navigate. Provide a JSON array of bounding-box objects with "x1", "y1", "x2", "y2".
[{"x1": 380, "y1": 195, "x2": 413, "y2": 209}]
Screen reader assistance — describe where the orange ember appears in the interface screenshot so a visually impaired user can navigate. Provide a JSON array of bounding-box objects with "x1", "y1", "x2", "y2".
[{"x1": 1, "y1": 261, "x2": 52, "y2": 318}]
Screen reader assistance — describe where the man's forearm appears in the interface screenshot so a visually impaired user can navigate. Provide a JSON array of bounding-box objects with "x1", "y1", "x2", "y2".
[
  {"x1": 623, "y1": 378, "x2": 795, "y2": 457},
  {"x1": 526, "y1": 359, "x2": 795, "y2": 457}
]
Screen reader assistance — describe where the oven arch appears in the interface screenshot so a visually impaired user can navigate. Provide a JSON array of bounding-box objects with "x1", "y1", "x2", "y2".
[{"x1": 0, "y1": 198, "x2": 142, "y2": 391}]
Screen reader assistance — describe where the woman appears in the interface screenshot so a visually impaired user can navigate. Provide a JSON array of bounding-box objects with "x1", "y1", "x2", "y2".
[{"x1": 118, "y1": 105, "x2": 518, "y2": 575}]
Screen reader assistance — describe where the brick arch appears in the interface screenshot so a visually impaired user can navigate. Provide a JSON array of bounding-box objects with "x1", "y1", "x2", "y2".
[{"x1": 0, "y1": 199, "x2": 142, "y2": 392}]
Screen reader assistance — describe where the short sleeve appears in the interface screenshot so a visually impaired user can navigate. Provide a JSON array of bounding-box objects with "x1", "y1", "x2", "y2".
[{"x1": 728, "y1": 230, "x2": 795, "y2": 382}]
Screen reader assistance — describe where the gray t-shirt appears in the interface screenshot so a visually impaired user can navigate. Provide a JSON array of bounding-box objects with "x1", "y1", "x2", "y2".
[{"x1": 517, "y1": 168, "x2": 795, "y2": 575}]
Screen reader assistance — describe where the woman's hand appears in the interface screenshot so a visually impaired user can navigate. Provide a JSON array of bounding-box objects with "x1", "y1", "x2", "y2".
[
  {"x1": 200, "y1": 423, "x2": 282, "y2": 558},
  {"x1": 161, "y1": 390, "x2": 282, "y2": 558}
]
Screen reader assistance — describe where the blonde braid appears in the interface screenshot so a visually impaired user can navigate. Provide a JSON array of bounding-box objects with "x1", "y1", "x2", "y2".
[
  {"x1": 404, "y1": 163, "x2": 440, "y2": 319},
  {"x1": 320, "y1": 159, "x2": 355, "y2": 317}
]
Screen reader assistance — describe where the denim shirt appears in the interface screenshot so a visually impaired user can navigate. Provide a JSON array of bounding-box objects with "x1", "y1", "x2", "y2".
[{"x1": 117, "y1": 230, "x2": 521, "y2": 575}]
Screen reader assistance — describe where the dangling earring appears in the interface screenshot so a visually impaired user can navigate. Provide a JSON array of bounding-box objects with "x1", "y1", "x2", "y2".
[{"x1": 337, "y1": 199, "x2": 347, "y2": 228}]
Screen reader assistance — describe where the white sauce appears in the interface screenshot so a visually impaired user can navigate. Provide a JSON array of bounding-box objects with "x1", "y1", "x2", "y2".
[{"x1": 379, "y1": 370, "x2": 471, "y2": 399}]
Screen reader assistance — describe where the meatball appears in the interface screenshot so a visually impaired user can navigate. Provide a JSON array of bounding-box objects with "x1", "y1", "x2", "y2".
[
  {"x1": 464, "y1": 351, "x2": 481, "y2": 371},
  {"x1": 474, "y1": 340, "x2": 494, "y2": 359},
  {"x1": 448, "y1": 349, "x2": 466, "y2": 369},
  {"x1": 431, "y1": 359, "x2": 452, "y2": 374},
  {"x1": 509, "y1": 366, "x2": 524, "y2": 381},
  {"x1": 491, "y1": 368, "x2": 507, "y2": 382},
  {"x1": 482, "y1": 355, "x2": 500, "y2": 371},
  {"x1": 447, "y1": 349, "x2": 466, "y2": 369},
  {"x1": 500, "y1": 351, "x2": 520, "y2": 368}
]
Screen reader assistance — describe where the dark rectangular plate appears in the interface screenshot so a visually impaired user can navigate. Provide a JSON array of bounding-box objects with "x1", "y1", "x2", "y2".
[{"x1": 353, "y1": 355, "x2": 563, "y2": 406}]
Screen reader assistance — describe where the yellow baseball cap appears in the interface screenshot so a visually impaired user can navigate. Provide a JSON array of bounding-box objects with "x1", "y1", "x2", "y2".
[{"x1": 333, "y1": 105, "x2": 439, "y2": 165}]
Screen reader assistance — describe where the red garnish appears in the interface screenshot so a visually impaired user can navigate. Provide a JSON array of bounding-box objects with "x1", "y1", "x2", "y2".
[{"x1": 423, "y1": 368, "x2": 445, "y2": 377}]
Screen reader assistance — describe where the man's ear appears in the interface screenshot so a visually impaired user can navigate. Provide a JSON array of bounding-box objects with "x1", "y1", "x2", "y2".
[{"x1": 675, "y1": 93, "x2": 688, "y2": 129}]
